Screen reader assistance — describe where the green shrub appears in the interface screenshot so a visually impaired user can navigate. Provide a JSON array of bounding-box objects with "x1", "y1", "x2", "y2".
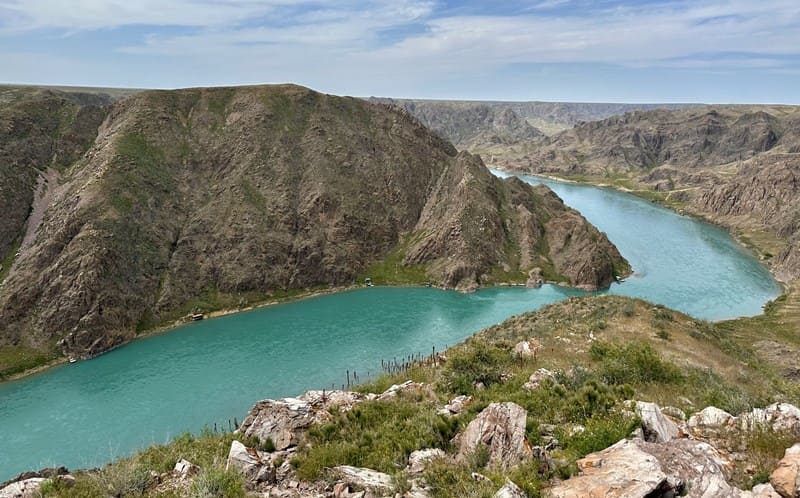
[
  {"x1": 94, "y1": 459, "x2": 151, "y2": 497},
  {"x1": 422, "y1": 459, "x2": 497, "y2": 498},
  {"x1": 444, "y1": 339, "x2": 511, "y2": 394},
  {"x1": 189, "y1": 468, "x2": 245, "y2": 498},
  {"x1": 590, "y1": 341, "x2": 683, "y2": 385},
  {"x1": 294, "y1": 396, "x2": 459, "y2": 480},
  {"x1": 560, "y1": 411, "x2": 638, "y2": 459}
]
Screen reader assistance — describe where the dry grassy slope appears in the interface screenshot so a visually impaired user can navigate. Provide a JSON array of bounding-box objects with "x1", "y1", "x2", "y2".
[{"x1": 0, "y1": 84, "x2": 627, "y2": 361}]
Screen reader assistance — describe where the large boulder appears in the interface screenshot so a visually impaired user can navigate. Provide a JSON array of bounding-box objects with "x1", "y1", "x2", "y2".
[
  {"x1": 687, "y1": 406, "x2": 734, "y2": 434},
  {"x1": 239, "y1": 390, "x2": 365, "y2": 451},
  {"x1": 635, "y1": 401, "x2": 680, "y2": 443},
  {"x1": 548, "y1": 439, "x2": 669, "y2": 498},
  {"x1": 332, "y1": 466, "x2": 394, "y2": 494},
  {"x1": 548, "y1": 437, "x2": 753, "y2": 498},
  {"x1": 0, "y1": 478, "x2": 45, "y2": 498},
  {"x1": 456, "y1": 402, "x2": 532, "y2": 470},
  {"x1": 771, "y1": 443, "x2": 800, "y2": 498},
  {"x1": 495, "y1": 479, "x2": 526, "y2": 498},
  {"x1": 239, "y1": 398, "x2": 316, "y2": 450},
  {"x1": 225, "y1": 440, "x2": 275, "y2": 484},
  {"x1": 407, "y1": 448, "x2": 447, "y2": 474}
]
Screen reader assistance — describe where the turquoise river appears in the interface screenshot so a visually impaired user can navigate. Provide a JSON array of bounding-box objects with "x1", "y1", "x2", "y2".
[{"x1": 0, "y1": 173, "x2": 781, "y2": 479}]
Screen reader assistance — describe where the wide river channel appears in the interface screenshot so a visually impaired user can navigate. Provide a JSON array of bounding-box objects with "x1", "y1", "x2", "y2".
[{"x1": 0, "y1": 172, "x2": 781, "y2": 479}]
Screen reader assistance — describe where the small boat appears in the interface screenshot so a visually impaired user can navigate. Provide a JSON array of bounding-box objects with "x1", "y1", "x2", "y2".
[
  {"x1": 191, "y1": 312, "x2": 204, "y2": 321},
  {"x1": 365, "y1": 277, "x2": 374, "y2": 287},
  {"x1": 68, "y1": 357, "x2": 77, "y2": 364}
]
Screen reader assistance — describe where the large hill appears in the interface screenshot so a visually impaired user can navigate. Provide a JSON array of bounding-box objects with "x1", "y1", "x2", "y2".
[{"x1": 0, "y1": 85, "x2": 627, "y2": 364}]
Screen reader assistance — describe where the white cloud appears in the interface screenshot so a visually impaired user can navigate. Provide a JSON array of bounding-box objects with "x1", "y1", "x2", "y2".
[
  {"x1": 0, "y1": 0, "x2": 297, "y2": 31},
  {"x1": 0, "y1": 0, "x2": 798, "y2": 99}
]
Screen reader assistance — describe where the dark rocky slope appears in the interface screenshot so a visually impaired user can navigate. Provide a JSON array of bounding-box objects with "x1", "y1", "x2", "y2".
[
  {"x1": 0, "y1": 85, "x2": 627, "y2": 360},
  {"x1": 503, "y1": 105, "x2": 800, "y2": 281},
  {"x1": 0, "y1": 88, "x2": 108, "y2": 261}
]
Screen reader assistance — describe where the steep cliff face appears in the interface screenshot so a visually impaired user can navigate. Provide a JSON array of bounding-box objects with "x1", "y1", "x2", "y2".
[
  {"x1": 523, "y1": 107, "x2": 795, "y2": 175},
  {"x1": 692, "y1": 155, "x2": 800, "y2": 281},
  {"x1": 405, "y1": 152, "x2": 627, "y2": 291},
  {"x1": 0, "y1": 88, "x2": 108, "y2": 261},
  {"x1": 0, "y1": 85, "x2": 627, "y2": 359},
  {"x1": 502, "y1": 104, "x2": 800, "y2": 282},
  {"x1": 369, "y1": 98, "x2": 546, "y2": 150}
]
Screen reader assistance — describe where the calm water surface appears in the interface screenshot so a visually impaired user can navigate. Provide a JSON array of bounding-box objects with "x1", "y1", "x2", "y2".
[{"x1": 0, "y1": 173, "x2": 780, "y2": 478}]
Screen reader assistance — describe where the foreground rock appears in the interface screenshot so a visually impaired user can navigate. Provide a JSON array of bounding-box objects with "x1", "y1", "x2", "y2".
[
  {"x1": 634, "y1": 401, "x2": 680, "y2": 443},
  {"x1": 456, "y1": 402, "x2": 532, "y2": 469},
  {"x1": 548, "y1": 437, "x2": 755, "y2": 498},
  {"x1": 0, "y1": 478, "x2": 46, "y2": 498},
  {"x1": 225, "y1": 440, "x2": 276, "y2": 484},
  {"x1": 332, "y1": 466, "x2": 394, "y2": 494},
  {"x1": 495, "y1": 479, "x2": 526, "y2": 498},
  {"x1": 771, "y1": 443, "x2": 800, "y2": 498},
  {"x1": 239, "y1": 390, "x2": 365, "y2": 450},
  {"x1": 407, "y1": 449, "x2": 447, "y2": 474},
  {"x1": 548, "y1": 439, "x2": 668, "y2": 498}
]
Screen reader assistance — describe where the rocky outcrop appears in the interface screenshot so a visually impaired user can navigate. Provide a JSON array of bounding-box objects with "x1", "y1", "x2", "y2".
[
  {"x1": 549, "y1": 437, "x2": 750, "y2": 498},
  {"x1": 635, "y1": 401, "x2": 680, "y2": 443},
  {"x1": 407, "y1": 449, "x2": 446, "y2": 474},
  {"x1": 331, "y1": 466, "x2": 394, "y2": 494},
  {"x1": 239, "y1": 398, "x2": 318, "y2": 451},
  {"x1": 549, "y1": 439, "x2": 669, "y2": 498},
  {"x1": 523, "y1": 368, "x2": 555, "y2": 390},
  {"x1": 739, "y1": 403, "x2": 800, "y2": 434},
  {"x1": 0, "y1": 478, "x2": 46, "y2": 498},
  {"x1": 771, "y1": 444, "x2": 800, "y2": 498},
  {"x1": 0, "y1": 84, "x2": 628, "y2": 359},
  {"x1": 437, "y1": 395, "x2": 472, "y2": 416},
  {"x1": 225, "y1": 440, "x2": 276, "y2": 484},
  {"x1": 240, "y1": 389, "x2": 366, "y2": 450},
  {"x1": 494, "y1": 479, "x2": 526, "y2": 498},
  {"x1": 455, "y1": 402, "x2": 532, "y2": 470},
  {"x1": 404, "y1": 158, "x2": 628, "y2": 291},
  {"x1": 549, "y1": 402, "x2": 800, "y2": 498},
  {"x1": 687, "y1": 406, "x2": 735, "y2": 431}
]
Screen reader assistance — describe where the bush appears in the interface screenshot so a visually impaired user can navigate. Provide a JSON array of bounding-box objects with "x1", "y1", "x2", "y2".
[
  {"x1": 294, "y1": 396, "x2": 459, "y2": 480},
  {"x1": 189, "y1": 468, "x2": 245, "y2": 498},
  {"x1": 560, "y1": 411, "x2": 639, "y2": 459},
  {"x1": 422, "y1": 459, "x2": 497, "y2": 498},
  {"x1": 93, "y1": 459, "x2": 151, "y2": 497},
  {"x1": 444, "y1": 339, "x2": 511, "y2": 394},
  {"x1": 590, "y1": 341, "x2": 683, "y2": 385}
]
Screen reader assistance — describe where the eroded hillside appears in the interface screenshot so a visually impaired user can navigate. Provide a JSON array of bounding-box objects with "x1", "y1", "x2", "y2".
[{"x1": 0, "y1": 85, "x2": 627, "y2": 365}]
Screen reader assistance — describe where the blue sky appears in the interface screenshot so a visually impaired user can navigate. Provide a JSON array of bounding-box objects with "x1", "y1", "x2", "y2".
[{"x1": 0, "y1": 0, "x2": 798, "y2": 103}]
